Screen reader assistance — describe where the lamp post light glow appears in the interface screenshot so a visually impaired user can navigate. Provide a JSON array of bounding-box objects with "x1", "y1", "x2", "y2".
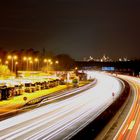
[
  {"x1": 23, "y1": 56, "x2": 32, "y2": 71},
  {"x1": 7, "y1": 55, "x2": 12, "y2": 60},
  {"x1": 0, "y1": 58, "x2": 2, "y2": 65},
  {"x1": 5, "y1": 60, "x2": 9, "y2": 65},
  {"x1": 13, "y1": 56, "x2": 17, "y2": 60},
  {"x1": 55, "y1": 60, "x2": 59, "y2": 64},
  {"x1": 50, "y1": 61, "x2": 53, "y2": 65},
  {"x1": 48, "y1": 59, "x2": 51, "y2": 63},
  {"x1": 29, "y1": 60, "x2": 33, "y2": 70},
  {"x1": 23, "y1": 57, "x2": 27, "y2": 61},
  {"x1": 28, "y1": 57, "x2": 32, "y2": 61},
  {"x1": 34, "y1": 58, "x2": 39, "y2": 70},
  {"x1": 34, "y1": 58, "x2": 38, "y2": 62},
  {"x1": 7, "y1": 55, "x2": 18, "y2": 72},
  {"x1": 15, "y1": 61, "x2": 18, "y2": 72},
  {"x1": 44, "y1": 58, "x2": 52, "y2": 72},
  {"x1": 29, "y1": 61, "x2": 33, "y2": 64},
  {"x1": 75, "y1": 67, "x2": 78, "y2": 70}
]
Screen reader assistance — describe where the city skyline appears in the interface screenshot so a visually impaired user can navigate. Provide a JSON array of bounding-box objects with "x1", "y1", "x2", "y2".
[{"x1": 0, "y1": 47, "x2": 135, "y2": 62}]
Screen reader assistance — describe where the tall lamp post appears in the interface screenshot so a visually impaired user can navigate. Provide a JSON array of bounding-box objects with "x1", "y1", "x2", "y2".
[
  {"x1": 15, "y1": 61, "x2": 18, "y2": 73},
  {"x1": 7, "y1": 55, "x2": 18, "y2": 72},
  {"x1": 0, "y1": 58, "x2": 2, "y2": 65},
  {"x1": 29, "y1": 60, "x2": 33, "y2": 71},
  {"x1": 5, "y1": 61, "x2": 9, "y2": 65},
  {"x1": 44, "y1": 59, "x2": 51, "y2": 72},
  {"x1": 34, "y1": 58, "x2": 39, "y2": 71},
  {"x1": 23, "y1": 56, "x2": 32, "y2": 71}
]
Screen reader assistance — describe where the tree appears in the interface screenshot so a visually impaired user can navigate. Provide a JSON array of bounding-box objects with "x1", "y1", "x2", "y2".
[
  {"x1": 0, "y1": 65, "x2": 11, "y2": 76},
  {"x1": 0, "y1": 48, "x2": 7, "y2": 63},
  {"x1": 54, "y1": 54, "x2": 75, "y2": 71}
]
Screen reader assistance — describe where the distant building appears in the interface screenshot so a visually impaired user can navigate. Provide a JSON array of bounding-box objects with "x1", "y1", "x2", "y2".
[
  {"x1": 83, "y1": 54, "x2": 113, "y2": 62},
  {"x1": 118, "y1": 57, "x2": 130, "y2": 62},
  {"x1": 83, "y1": 55, "x2": 131, "y2": 62},
  {"x1": 100, "y1": 54, "x2": 112, "y2": 62}
]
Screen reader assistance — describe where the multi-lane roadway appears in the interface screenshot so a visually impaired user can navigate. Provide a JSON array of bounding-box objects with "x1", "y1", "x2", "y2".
[
  {"x1": 114, "y1": 75, "x2": 140, "y2": 140},
  {"x1": 0, "y1": 72, "x2": 123, "y2": 140}
]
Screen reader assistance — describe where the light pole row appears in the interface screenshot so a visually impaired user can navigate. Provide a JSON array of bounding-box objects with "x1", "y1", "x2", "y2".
[
  {"x1": 44, "y1": 59, "x2": 59, "y2": 71},
  {"x1": 3, "y1": 56, "x2": 59, "y2": 72}
]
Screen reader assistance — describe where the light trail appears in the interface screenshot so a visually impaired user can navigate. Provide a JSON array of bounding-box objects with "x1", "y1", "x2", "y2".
[
  {"x1": 0, "y1": 71, "x2": 123, "y2": 140},
  {"x1": 114, "y1": 75, "x2": 140, "y2": 140}
]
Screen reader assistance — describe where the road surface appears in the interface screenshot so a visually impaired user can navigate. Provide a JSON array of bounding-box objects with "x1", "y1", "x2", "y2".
[
  {"x1": 114, "y1": 75, "x2": 140, "y2": 140},
  {"x1": 0, "y1": 72, "x2": 123, "y2": 140}
]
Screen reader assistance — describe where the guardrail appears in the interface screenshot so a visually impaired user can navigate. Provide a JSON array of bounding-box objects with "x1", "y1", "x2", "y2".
[{"x1": 25, "y1": 79, "x2": 97, "y2": 106}]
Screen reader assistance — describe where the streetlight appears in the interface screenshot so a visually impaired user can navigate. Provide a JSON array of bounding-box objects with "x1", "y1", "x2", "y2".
[
  {"x1": 29, "y1": 60, "x2": 33, "y2": 70},
  {"x1": 50, "y1": 61, "x2": 53, "y2": 65},
  {"x1": 15, "y1": 61, "x2": 18, "y2": 73},
  {"x1": 44, "y1": 59, "x2": 47, "y2": 63},
  {"x1": 44, "y1": 59, "x2": 52, "y2": 64},
  {"x1": 15, "y1": 61, "x2": 18, "y2": 65},
  {"x1": 5, "y1": 60, "x2": 9, "y2": 65},
  {"x1": 48, "y1": 59, "x2": 51, "y2": 63},
  {"x1": 34, "y1": 58, "x2": 38, "y2": 62},
  {"x1": 54, "y1": 60, "x2": 59, "y2": 72},
  {"x1": 75, "y1": 67, "x2": 78, "y2": 70},
  {"x1": 7, "y1": 55, "x2": 18, "y2": 72},
  {"x1": 23, "y1": 56, "x2": 27, "y2": 61},
  {"x1": 23, "y1": 56, "x2": 32, "y2": 71},
  {"x1": 55, "y1": 60, "x2": 59, "y2": 64},
  {"x1": 0, "y1": 58, "x2": 2, "y2": 65},
  {"x1": 44, "y1": 58, "x2": 52, "y2": 72},
  {"x1": 23, "y1": 57, "x2": 27, "y2": 70},
  {"x1": 34, "y1": 58, "x2": 39, "y2": 70}
]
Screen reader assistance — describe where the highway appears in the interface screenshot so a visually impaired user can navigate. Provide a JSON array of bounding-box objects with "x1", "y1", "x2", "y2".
[
  {"x1": 114, "y1": 75, "x2": 140, "y2": 140},
  {"x1": 0, "y1": 72, "x2": 123, "y2": 140}
]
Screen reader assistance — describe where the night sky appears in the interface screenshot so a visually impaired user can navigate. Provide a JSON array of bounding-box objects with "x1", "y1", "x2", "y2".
[{"x1": 0, "y1": 0, "x2": 140, "y2": 60}]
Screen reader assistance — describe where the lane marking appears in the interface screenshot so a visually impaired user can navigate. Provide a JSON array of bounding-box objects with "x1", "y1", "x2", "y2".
[
  {"x1": 122, "y1": 124, "x2": 128, "y2": 135},
  {"x1": 113, "y1": 79, "x2": 137, "y2": 140},
  {"x1": 128, "y1": 120, "x2": 135, "y2": 130},
  {"x1": 136, "y1": 122, "x2": 140, "y2": 135}
]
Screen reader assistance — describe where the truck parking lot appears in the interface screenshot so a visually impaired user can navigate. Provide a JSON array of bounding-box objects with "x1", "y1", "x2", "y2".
[{"x1": 0, "y1": 76, "x2": 61, "y2": 101}]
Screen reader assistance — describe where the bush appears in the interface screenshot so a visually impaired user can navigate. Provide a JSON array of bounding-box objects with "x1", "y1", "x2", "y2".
[
  {"x1": 0, "y1": 65, "x2": 10, "y2": 75},
  {"x1": 72, "y1": 79, "x2": 78, "y2": 83}
]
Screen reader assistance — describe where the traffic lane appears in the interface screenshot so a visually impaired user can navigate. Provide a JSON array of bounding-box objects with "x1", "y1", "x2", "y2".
[
  {"x1": 16, "y1": 87, "x2": 117, "y2": 140},
  {"x1": 0, "y1": 73, "x2": 120, "y2": 130},
  {"x1": 130, "y1": 83, "x2": 140, "y2": 140},
  {"x1": 15, "y1": 99, "x2": 110, "y2": 140},
  {"x1": 124, "y1": 82, "x2": 138, "y2": 139},
  {"x1": 125, "y1": 77, "x2": 140, "y2": 140},
  {"x1": 0, "y1": 88, "x2": 114, "y2": 139},
  {"x1": 0, "y1": 80, "x2": 96, "y2": 119},
  {"x1": 116, "y1": 81, "x2": 137, "y2": 140},
  {"x1": 0, "y1": 74, "x2": 123, "y2": 140},
  {"x1": 126, "y1": 83, "x2": 139, "y2": 140},
  {"x1": 0, "y1": 73, "x2": 123, "y2": 140},
  {"x1": 114, "y1": 75, "x2": 140, "y2": 140},
  {"x1": 36, "y1": 79, "x2": 97, "y2": 106}
]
